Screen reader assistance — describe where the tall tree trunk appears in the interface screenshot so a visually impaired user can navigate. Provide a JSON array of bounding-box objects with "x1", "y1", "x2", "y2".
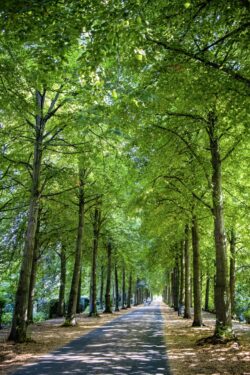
[
  {"x1": 205, "y1": 275, "x2": 210, "y2": 312},
  {"x1": 173, "y1": 256, "x2": 179, "y2": 311},
  {"x1": 65, "y1": 169, "x2": 85, "y2": 325},
  {"x1": 184, "y1": 224, "x2": 191, "y2": 319},
  {"x1": 127, "y1": 272, "x2": 132, "y2": 308},
  {"x1": 207, "y1": 113, "x2": 232, "y2": 339},
  {"x1": 57, "y1": 245, "x2": 66, "y2": 317},
  {"x1": 114, "y1": 263, "x2": 119, "y2": 311},
  {"x1": 229, "y1": 229, "x2": 236, "y2": 318},
  {"x1": 121, "y1": 264, "x2": 126, "y2": 309},
  {"x1": 103, "y1": 241, "x2": 112, "y2": 313},
  {"x1": 179, "y1": 241, "x2": 184, "y2": 308},
  {"x1": 134, "y1": 279, "x2": 138, "y2": 306},
  {"x1": 167, "y1": 273, "x2": 172, "y2": 306},
  {"x1": 89, "y1": 206, "x2": 101, "y2": 317},
  {"x1": 27, "y1": 210, "x2": 41, "y2": 323},
  {"x1": 99, "y1": 265, "x2": 104, "y2": 311},
  {"x1": 192, "y1": 215, "x2": 203, "y2": 326},
  {"x1": 9, "y1": 90, "x2": 45, "y2": 343},
  {"x1": 76, "y1": 270, "x2": 82, "y2": 314}
]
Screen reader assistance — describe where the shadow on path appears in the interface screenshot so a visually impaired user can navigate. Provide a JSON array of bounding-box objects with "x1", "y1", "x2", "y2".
[{"x1": 13, "y1": 303, "x2": 171, "y2": 374}]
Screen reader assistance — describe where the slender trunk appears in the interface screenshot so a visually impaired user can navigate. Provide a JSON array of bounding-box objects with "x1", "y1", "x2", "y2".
[
  {"x1": 9, "y1": 91, "x2": 45, "y2": 342},
  {"x1": 173, "y1": 256, "x2": 179, "y2": 311},
  {"x1": 65, "y1": 169, "x2": 85, "y2": 325},
  {"x1": 190, "y1": 276, "x2": 193, "y2": 308},
  {"x1": 192, "y1": 215, "x2": 203, "y2": 326},
  {"x1": 114, "y1": 264, "x2": 119, "y2": 311},
  {"x1": 205, "y1": 275, "x2": 210, "y2": 311},
  {"x1": 229, "y1": 229, "x2": 236, "y2": 318},
  {"x1": 208, "y1": 113, "x2": 232, "y2": 338},
  {"x1": 122, "y1": 265, "x2": 127, "y2": 309},
  {"x1": 184, "y1": 224, "x2": 191, "y2": 319},
  {"x1": 104, "y1": 241, "x2": 112, "y2": 313},
  {"x1": 89, "y1": 206, "x2": 101, "y2": 317},
  {"x1": 99, "y1": 265, "x2": 104, "y2": 311},
  {"x1": 127, "y1": 272, "x2": 132, "y2": 308},
  {"x1": 167, "y1": 273, "x2": 172, "y2": 306},
  {"x1": 57, "y1": 245, "x2": 66, "y2": 317},
  {"x1": 134, "y1": 279, "x2": 138, "y2": 306},
  {"x1": 27, "y1": 211, "x2": 41, "y2": 323},
  {"x1": 76, "y1": 271, "x2": 82, "y2": 314},
  {"x1": 179, "y1": 241, "x2": 184, "y2": 307}
]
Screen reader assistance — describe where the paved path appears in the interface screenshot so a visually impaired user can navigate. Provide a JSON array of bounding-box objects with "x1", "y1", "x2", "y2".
[{"x1": 14, "y1": 302, "x2": 171, "y2": 374}]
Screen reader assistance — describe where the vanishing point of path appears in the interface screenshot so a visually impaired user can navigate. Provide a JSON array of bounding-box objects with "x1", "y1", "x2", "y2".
[{"x1": 13, "y1": 302, "x2": 171, "y2": 375}]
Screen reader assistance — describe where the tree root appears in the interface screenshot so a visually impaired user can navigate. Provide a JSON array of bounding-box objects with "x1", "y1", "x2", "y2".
[{"x1": 197, "y1": 334, "x2": 238, "y2": 345}]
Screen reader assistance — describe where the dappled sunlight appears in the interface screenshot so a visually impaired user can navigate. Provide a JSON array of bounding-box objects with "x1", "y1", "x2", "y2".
[
  {"x1": 11, "y1": 303, "x2": 170, "y2": 374},
  {"x1": 162, "y1": 304, "x2": 250, "y2": 375}
]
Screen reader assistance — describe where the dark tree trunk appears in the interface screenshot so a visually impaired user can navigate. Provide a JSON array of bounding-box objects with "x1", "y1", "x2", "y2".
[
  {"x1": 57, "y1": 245, "x2": 66, "y2": 317},
  {"x1": 65, "y1": 169, "x2": 85, "y2": 325},
  {"x1": 192, "y1": 215, "x2": 203, "y2": 326},
  {"x1": 27, "y1": 210, "x2": 41, "y2": 323},
  {"x1": 229, "y1": 229, "x2": 236, "y2": 318},
  {"x1": 205, "y1": 275, "x2": 210, "y2": 312},
  {"x1": 9, "y1": 90, "x2": 46, "y2": 343},
  {"x1": 179, "y1": 241, "x2": 184, "y2": 307},
  {"x1": 127, "y1": 272, "x2": 132, "y2": 308},
  {"x1": 121, "y1": 265, "x2": 127, "y2": 309},
  {"x1": 103, "y1": 241, "x2": 112, "y2": 313},
  {"x1": 134, "y1": 279, "x2": 139, "y2": 306},
  {"x1": 76, "y1": 270, "x2": 82, "y2": 314},
  {"x1": 89, "y1": 206, "x2": 101, "y2": 317},
  {"x1": 99, "y1": 265, "x2": 104, "y2": 311},
  {"x1": 184, "y1": 224, "x2": 191, "y2": 319},
  {"x1": 207, "y1": 113, "x2": 232, "y2": 338},
  {"x1": 173, "y1": 256, "x2": 179, "y2": 311},
  {"x1": 114, "y1": 264, "x2": 119, "y2": 311}
]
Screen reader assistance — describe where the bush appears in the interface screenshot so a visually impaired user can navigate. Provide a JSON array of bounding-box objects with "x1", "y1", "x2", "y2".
[
  {"x1": 1, "y1": 312, "x2": 12, "y2": 326},
  {"x1": 33, "y1": 311, "x2": 47, "y2": 323},
  {"x1": 244, "y1": 309, "x2": 250, "y2": 323},
  {"x1": 0, "y1": 297, "x2": 7, "y2": 329}
]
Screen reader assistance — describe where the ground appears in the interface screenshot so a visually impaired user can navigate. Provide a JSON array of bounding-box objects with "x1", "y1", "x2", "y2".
[
  {"x1": 0, "y1": 303, "x2": 249, "y2": 375},
  {"x1": 162, "y1": 304, "x2": 250, "y2": 375}
]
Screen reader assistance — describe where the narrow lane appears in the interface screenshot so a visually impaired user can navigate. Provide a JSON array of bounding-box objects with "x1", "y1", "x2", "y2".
[{"x1": 14, "y1": 302, "x2": 171, "y2": 374}]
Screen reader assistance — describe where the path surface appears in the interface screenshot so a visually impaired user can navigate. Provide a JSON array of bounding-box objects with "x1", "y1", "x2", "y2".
[{"x1": 13, "y1": 302, "x2": 170, "y2": 375}]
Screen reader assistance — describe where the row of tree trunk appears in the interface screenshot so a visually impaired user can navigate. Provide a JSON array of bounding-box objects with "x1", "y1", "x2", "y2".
[{"x1": 164, "y1": 220, "x2": 236, "y2": 332}]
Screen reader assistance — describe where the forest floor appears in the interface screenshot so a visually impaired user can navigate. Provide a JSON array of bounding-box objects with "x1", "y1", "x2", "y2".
[
  {"x1": 0, "y1": 304, "x2": 249, "y2": 375},
  {"x1": 162, "y1": 304, "x2": 250, "y2": 375}
]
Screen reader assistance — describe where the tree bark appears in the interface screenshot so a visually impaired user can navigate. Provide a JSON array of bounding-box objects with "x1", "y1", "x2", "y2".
[
  {"x1": 103, "y1": 240, "x2": 112, "y2": 313},
  {"x1": 89, "y1": 206, "x2": 101, "y2": 317},
  {"x1": 76, "y1": 270, "x2": 82, "y2": 314},
  {"x1": 205, "y1": 275, "x2": 210, "y2": 312},
  {"x1": 229, "y1": 229, "x2": 236, "y2": 318},
  {"x1": 207, "y1": 112, "x2": 232, "y2": 338},
  {"x1": 65, "y1": 169, "x2": 85, "y2": 325},
  {"x1": 173, "y1": 255, "x2": 179, "y2": 311},
  {"x1": 27, "y1": 210, "x2": 41, "y2": 323},
  {"x1": 121, "y1": 264, "x2": 127, "y2": 309},
  {"x1": 99, "y1": 265, "x2": 104, "y2": 311},
  {"x1": 114, "y1": 264, "x2": 119, "y2": 311},
  {"x1": 127, "y1": 272, "x2": 132, "y2": 308},
  {"x1": 184, "y1": 224, "x2": 191, "y2": 319},
  {"x1": 191, "y1": 215, "x2": 203, "y2": 326},
  {"x1": 9, "y1": 90, "x2": 45, "y2": 342},
  {"x1": 57, "y1": 245, "x2": 66, "y2": 317},
  {"x1": 179, "y1": 241, "x2": 184, "y2": 307}
]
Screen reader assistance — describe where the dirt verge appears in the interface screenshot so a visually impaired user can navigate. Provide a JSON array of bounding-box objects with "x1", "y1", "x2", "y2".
[{"x1": 162, "y1": 304, "x2": 250, "y2": 375}]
